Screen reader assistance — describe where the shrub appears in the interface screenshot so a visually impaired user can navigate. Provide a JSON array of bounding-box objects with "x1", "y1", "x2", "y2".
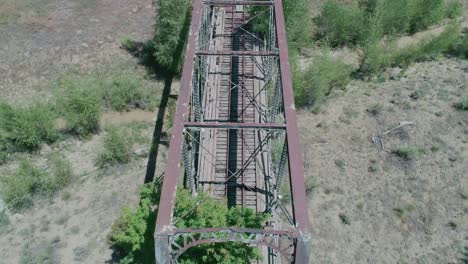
[
  {"x1": 359, "y1": 24, "x2": 460, "y2": 76},
  {"x1": 0, "y1": 160, "x2": 45, "y2": 210},
  {"x1": 445, "y1": 0, "x2": 463, "y2": 19},
  {"x1": 154, "y1": 0, "x2": 191, "y2": 73},
  {"x1": 250, "y1": 0, "x2": 312, "y2": 51},
  {"x1": 378, "y1": 0, "x2": 411, "y2": 35},
  {"x1": 47, "y1": 156, "x2": 73, "y2": 192},
  {"x1": 305, "y1": 177, "x2": 319, "y2": 197},
  {"x1": 368, "y1": 103, "x2": 383, "y2": 115},
  {"x1": 295, "y1": 54, "x2": 353, "y2": 107},
  {"x1": 0, "y1": 102, "x2": 58, "y2": 151},
  {"x1": 108, "y1": 182, "x2": 160, "y2": 264},
  {"x1": 109, "y1": 186, "x2": 268, "y2": 264},
  {"x1": 101, "y1": 73, "x2": 155, "y2": 111},
  {"x1": 120, "y1": 36, "x2": 138, "y2": 52},
  {"x1": 175, "y1": 189, "x2": 267, "y2": 264},
  {"x1": 96, "y1": 126, "x2": 132, "y2": 168},
  {"x1": 0, "y1": 158, "x2": 72, "y2": 211},
  {"x1": 282, "y1": 0, "x2": 313, "y2": 50},
  {"x1": 20, "y1": 240, "x2": 56, "y2": 264},
  {"x1": 392, "y1": 24, "x2": 459, "y2": 67},
  {"x1": 450, "y1": 34, "x2": 468, "y2": 59},
  {"x1": 56, "y1": 78, "x2": 100, "y2": 138},
  {"x1": 408, "y1": 0, "x2": 445, "y2": 33},
  {"x1": 455, "y1": 97, "x2": 468, "y2": 111},
  {"x1": 394, "y1": 145, "x2": 426, "y2": 160},
  {"x1": 314, "y1": 1, "x2": 367, "y2": 47}
]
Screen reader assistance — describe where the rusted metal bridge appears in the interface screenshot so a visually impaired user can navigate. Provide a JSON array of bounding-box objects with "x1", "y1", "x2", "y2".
[{"x1": 154, "y1": 0, "x2": 311, "y2": 263}]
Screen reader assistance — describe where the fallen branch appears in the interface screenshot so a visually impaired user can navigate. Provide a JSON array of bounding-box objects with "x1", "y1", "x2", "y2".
[
  {"x1": 382, "y1": 121, "x2": 416, "y2": 135},
  {"x1": 372, "y1": 121, "x2": 416, "y2": 151}
]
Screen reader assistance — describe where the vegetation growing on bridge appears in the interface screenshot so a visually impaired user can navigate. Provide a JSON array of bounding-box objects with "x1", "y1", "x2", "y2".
[{"x1": 109, "y1": 184, "x2": 268, "y2": 264}]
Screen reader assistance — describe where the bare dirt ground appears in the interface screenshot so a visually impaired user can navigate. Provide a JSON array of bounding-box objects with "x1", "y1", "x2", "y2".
[
  {"x1": 0, "y1": 0, "x2": 155, "y2": 103},
  {"x1": 300, "y1": 59, "x2": 467, "y2": 263}
]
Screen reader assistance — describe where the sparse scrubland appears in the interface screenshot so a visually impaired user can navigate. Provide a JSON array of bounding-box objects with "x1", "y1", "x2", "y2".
[
  {"x1": 0, "y1": 0, "x2": 466, "y2": 263},
  {"x1": 291, "y1": 0, "x2": 466, "y2": 109}
]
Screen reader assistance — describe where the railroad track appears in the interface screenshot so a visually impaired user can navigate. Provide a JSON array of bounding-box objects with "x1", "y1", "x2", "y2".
[{"x1": 198, "y1": 6, "x2": 265, "y2": 211}]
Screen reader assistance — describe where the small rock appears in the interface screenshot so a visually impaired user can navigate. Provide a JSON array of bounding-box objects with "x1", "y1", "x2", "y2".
[
  {"x1": 72, "y1": 54, "x2": 80, "y2": 63},
  {"x1": 386, "y1": 67, "x2": 402, "y2": 80},
  {"x1": 134, "y1": 147, "x2": 149, "y2": 157},
  {"x1": 76, "y1": 30, "x2": 83, "y2": 35},
  {"x1": 82, "y1": 43, "x2": 89, "y2": 48},
  {"x1": 132, "y1": 5, "x2": 139, "y2": 13},
  {"x1": 12, "y1": 214, "x2": 24, "y2": 222}
]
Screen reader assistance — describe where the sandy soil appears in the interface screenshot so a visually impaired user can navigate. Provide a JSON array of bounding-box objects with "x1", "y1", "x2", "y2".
[{"x1": 299, "y1": 59, "x2": 467, "y2": 263}]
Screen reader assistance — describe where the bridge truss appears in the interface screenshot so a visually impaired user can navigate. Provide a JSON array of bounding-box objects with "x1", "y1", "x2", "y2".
[{"x1": 154, "y1": 0, "x2": 311, "y2": 263}]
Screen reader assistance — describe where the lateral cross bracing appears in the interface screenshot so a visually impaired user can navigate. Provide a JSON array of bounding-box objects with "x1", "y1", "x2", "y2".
[{"x1": 154, "y1": 0, "x2": 311, "y2": 263}]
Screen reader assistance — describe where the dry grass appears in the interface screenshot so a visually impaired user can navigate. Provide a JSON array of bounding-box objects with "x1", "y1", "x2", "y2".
[{"x1": 0, "y1": 0, "x2": 49, "y2": 27}]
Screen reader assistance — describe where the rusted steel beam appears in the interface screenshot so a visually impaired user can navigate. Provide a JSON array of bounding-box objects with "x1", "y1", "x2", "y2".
[
  {"x1": 274, "y1": 0, "x2": 312, "y2": 262},
  {"x1": 196, "y1": 50, "x2": 278, "y2": 57},
  {"x1": 167, "y1": 227, "x2": 296, "y2": 236},
  {"x1": 154, "y1": 0, "x2": 203, "y2": 238},
  {"x1": 203, "y1": 0, "x2": 274, "y2": 6},
  {"x1": 184, "y1": 121, "x2": 285, "y2": 129}
]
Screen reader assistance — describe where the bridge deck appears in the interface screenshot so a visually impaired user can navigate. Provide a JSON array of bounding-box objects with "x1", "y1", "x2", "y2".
[{"x1": 197, "y1": 6, "x2": 269, "y2": 212}]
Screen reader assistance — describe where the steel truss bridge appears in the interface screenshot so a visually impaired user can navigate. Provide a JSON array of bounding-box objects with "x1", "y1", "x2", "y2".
[{"x1": 155, "y1": 0, "x2": 311, "y2": 263}]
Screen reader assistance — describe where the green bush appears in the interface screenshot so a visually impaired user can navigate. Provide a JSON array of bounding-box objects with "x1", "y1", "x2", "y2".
[
  {"x1": 109, "y1": 185, "x2": 268, "y2": 264},
  {"x1": 394, "y1": 145, "x2": 426, "y2": 160},
  {"x1": 392, "y1": 24, "x2": 460, "y2": 67},
  {"x1": 316, "y1": 0, "x2": 453, "y2": 48},
  {"x1": 250, "y1": 0, "x2": 312, "y2": 51},
  {"x1": 0, "y1": 102, "x2": 58, "y2": 151},
  {"x1": 20, "y1": 240, "x2": 56, "y2": 264},
  {"x1": 56, "y1": 78, "x2": 101, "y2": 138},
  {"x1": 154, "y1": 0, "x2": 191, "y2": 73},
  {"x1": 314, "y1": 1, "x2": 367, "y2": 47},
  {"x1": 120, "y1": 36, "x2": 138, "y2": 52},
  {"x1": 96, "y1": 126, "x2": 132, "y2": 168},
  {"x1": 0, "y1": 158, "x2": 72, "y2": 211},
  {"x1": 175, "y1": 189, "x2": 267, "y2": 264},
  {"x1": 0, "y1": 160, "x2": 44, "y2": 210},
  {"x1": 282, "y1": 0, "x2": 313, "y2": 50},
  {"x1": 378, "y1": 0, "x2": 411, "y2": 35},
  {"x1": 295, "y1": 54, "x2": 353, "y2": 107},
  {"x1": 108, "y1": 182, "x2": 160, "y2": 264},
  {"x1": 48, "y1": 155, "x2": 73, "y2": 192},
  {"x1": 445, "y1": 0, "x2": 463, "y2": 19},
  {"x1": 101, "y1": 73, "x2": 156, "y2": 111},
  {"x1": 408, "y1": 0, "x2": 445, "y2": 33},
  {"x1": 455, "y1": 97, "x2": 468, "y2": 111},
  {"x1": 359, "y1": 24, "x2": 460, "y2": 76},
  {"x1": 451, "y1": 34, "x2": 468, "y2": 59}
]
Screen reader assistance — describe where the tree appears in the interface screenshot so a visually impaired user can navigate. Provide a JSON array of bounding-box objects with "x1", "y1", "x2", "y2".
[{"x1": 154, "y1": 0, "x2": 192, "y2": 73}]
